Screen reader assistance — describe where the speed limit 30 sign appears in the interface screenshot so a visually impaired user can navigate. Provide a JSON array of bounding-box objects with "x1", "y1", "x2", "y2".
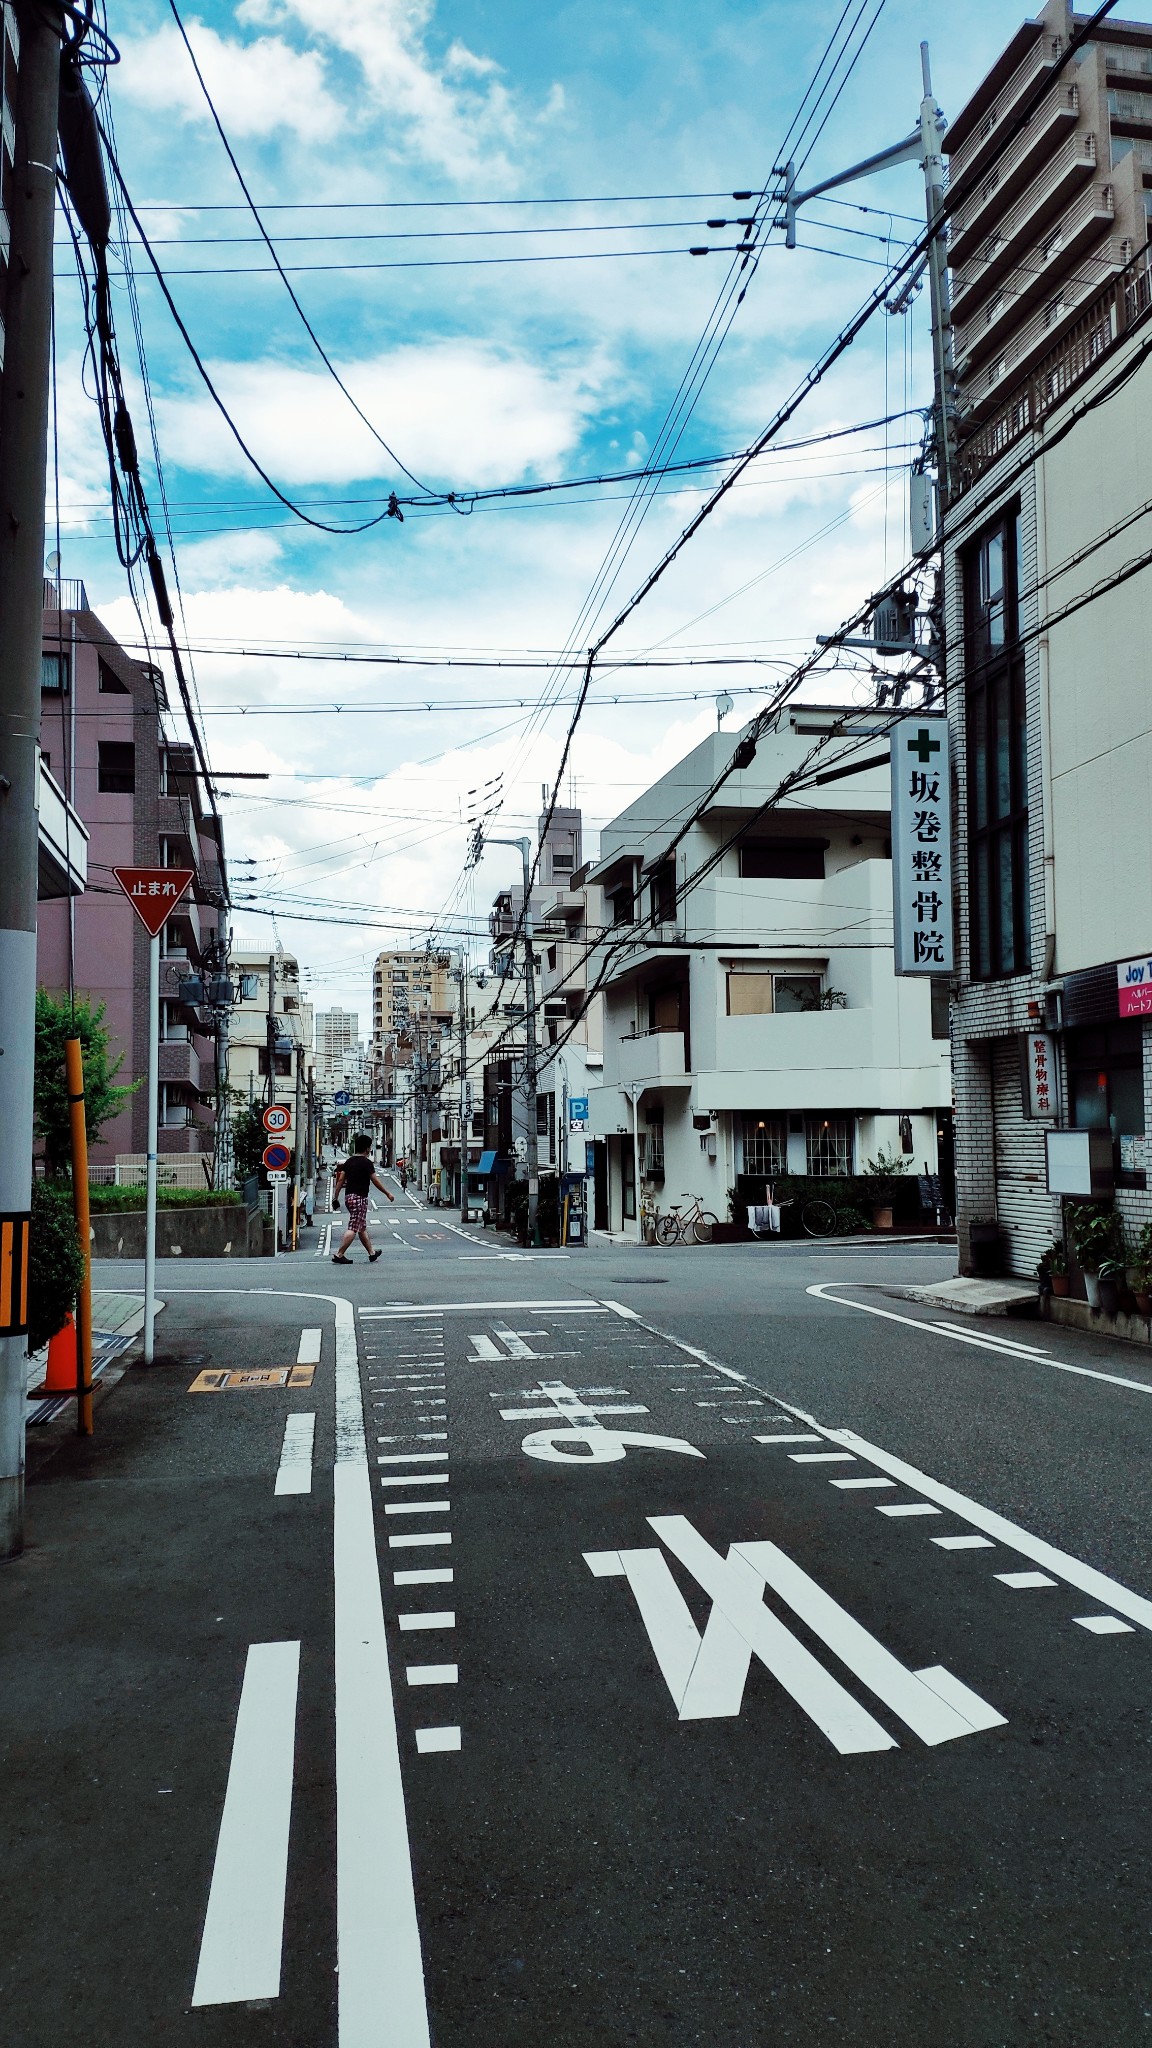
[{"x1": 263, "y1": 1105, "x2": 292, "y2": 1135}]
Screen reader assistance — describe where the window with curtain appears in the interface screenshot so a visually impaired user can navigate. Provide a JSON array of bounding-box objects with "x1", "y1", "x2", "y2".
[
  {"x1": 965, "y1": 509, "x2": 1030, "y2": 978},
  {"x1": 742, "y1": 1117, "x2": 787, "y2": 1176},
  {"x1": 805, "y1": 1116, "x2": 853, "y2": 1176}
]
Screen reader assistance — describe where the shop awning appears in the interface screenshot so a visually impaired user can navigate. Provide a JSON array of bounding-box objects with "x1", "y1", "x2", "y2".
[{"x1": 473, "y1": 1149, "x2": 498, "y2": 1175}]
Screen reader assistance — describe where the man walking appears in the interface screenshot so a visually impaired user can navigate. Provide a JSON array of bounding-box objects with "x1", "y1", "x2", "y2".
[{"x1": 332, "y1": 1135, "x2": 395, "y2": 1264}]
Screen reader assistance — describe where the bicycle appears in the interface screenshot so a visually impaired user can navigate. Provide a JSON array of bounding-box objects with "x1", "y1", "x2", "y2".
[
  {"x1": 750, "y1": 1187, "x2": 839, "y2": 1239},
  {"x1": 654, "y1": 1192, "x2": 721, "y2": 1245}
]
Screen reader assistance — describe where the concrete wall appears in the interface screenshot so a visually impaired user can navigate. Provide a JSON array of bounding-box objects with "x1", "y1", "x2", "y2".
[{"x1": 90, "y1": 1204, "x2": 264, "y2": 1259}]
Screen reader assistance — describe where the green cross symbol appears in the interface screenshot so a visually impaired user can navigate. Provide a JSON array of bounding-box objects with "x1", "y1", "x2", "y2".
[{"x1": 907, "y1": 727, "x2": 941, "y2": 764}]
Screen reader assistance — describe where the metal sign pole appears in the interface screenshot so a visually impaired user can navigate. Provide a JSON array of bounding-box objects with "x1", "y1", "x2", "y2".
[{"x1": 144, "y1": 930, "x2": 160, "y2": 1364}]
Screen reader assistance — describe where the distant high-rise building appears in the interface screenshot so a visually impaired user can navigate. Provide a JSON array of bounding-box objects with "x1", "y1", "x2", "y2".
[{"x1": 316, "y1": 1007, "x2": 359, "y2": 1065}]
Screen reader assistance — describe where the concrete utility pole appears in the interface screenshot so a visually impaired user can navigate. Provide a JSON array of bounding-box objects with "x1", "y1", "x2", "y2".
[
  {"x1": 0, "y1": 2, "x2": 64, "y2": 1557},
  {"x1": 919, "y1": 41, "x2": 957, "y2": 506},
  {"x1": 488, "y1": 836, "x2": 540, "y2": 1243},
  {"x1": 456, "y1": 958, "x2": 470, "y2": 1224}
]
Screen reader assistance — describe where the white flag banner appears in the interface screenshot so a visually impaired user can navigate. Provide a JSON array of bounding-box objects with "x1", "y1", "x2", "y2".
[{"x1": 891, "y1": 715, "x2": 954, "y2": 976}]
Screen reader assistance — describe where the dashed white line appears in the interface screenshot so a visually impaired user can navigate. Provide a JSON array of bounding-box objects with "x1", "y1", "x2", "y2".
[
  {"x1": 274, "y1": 1413, "x2": 316, "y2": 1497},
  {"x1": 405, "y1": 1664, "x2": 459, "y2": 1686},
  {"x1": 398, "y1": 1612, "x2": 455, "y2": 1631},
  {"x1": 297, "y1": 1328, "x2": 322, "y2": 1366},
  {"x1": 415, "y1": 1726, "x2": 461, "y2": 1753}
]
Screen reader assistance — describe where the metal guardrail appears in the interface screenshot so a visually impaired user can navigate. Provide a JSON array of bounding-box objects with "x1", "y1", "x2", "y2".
[{"x1": 954, "y1": 239, "x2": 1152, "y2": 498}]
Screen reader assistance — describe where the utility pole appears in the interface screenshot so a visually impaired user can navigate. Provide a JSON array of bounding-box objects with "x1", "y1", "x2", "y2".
[
  {"x1": 456, "y1": 958, "x2": 471, "y2": 1224},
  {"x1": 264, "y1": 950, "x2": 276, "y2": 1109},
  {"x1": 919, "y1": 41, "x2": 957, "y2": 507},
  {"x1": 488, "y1": 836, "x2": 540, "y2": 1243},
  {"x1": 0, "y1": 2, "x2": 64, "y2": 1557}
]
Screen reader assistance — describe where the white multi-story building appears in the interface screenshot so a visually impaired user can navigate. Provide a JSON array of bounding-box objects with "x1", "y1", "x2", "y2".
[{"x1": 585, "y1": 713, "x2": 953, "y2": 1237}]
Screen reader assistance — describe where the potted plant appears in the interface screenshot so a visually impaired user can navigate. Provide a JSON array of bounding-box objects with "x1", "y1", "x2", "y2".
[
  {"x1": 1097, "y1": 1258, "x2": 1124, "y2": 1317},
  {"x1": 1129, "y1": 1224, "x2": 1152, "y2": 1317},
  {"x1": 1037, "y1": 1240, "x2": 1069, "y2": 1297},
  {"x1": 1066, "y1": 1203, "x2": 1117, "y2": 1309},
  {"x1": 863, "y1": 1143, "x2": 909, "y2": 1231}
]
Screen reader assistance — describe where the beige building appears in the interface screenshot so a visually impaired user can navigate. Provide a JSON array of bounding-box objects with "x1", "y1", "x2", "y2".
[
  {"x1": 942, "y1": 5, "x2": 1152, "y2": 1278},
  {"x1": 370, "y1": 948, "x2": 453, "y2": 1072},
  {"x1": 227, "y1": 948, "x2": 314, "y2": 1120}
]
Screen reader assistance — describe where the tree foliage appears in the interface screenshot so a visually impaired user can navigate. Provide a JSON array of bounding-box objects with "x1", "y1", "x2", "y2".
[
  {"x1": 27, "y1": 1181, "x2": 86, "y2": 1352},
  {"x1": 34, "y1": 989, "x2": 137, "y2": 1177},
  {"x1": 230, "y1": 1104, "x2": 266, "y2": 1185}
]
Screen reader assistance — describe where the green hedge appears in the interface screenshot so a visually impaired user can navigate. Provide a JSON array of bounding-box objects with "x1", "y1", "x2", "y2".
[
  {"x1": 87, "y1": 1185, "x2": 240, "y2": 1212},
  {"x1": 28, "y1": 1182, "x2": 86, "y2": 1352},
  {"x1": 734, "y1": 1172, "x2": 920, "y2": 1234}
]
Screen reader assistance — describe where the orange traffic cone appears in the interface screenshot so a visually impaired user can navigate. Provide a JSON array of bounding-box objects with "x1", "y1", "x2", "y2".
[{"x1": 28, "y1": 1313, "x2": 77, "y2": 1397}]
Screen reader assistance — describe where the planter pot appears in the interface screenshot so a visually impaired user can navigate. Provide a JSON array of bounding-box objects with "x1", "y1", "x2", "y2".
[
  {"x1": 1050, "y1": 1273, "x2": 1070, "y2": 1297},
  {"x1": 1135, "y1": 1292, "x2": 1152, "y2": 1317},
  {"x1": 872, "y1": 1204, "x2": 894, "y2": 1231},
  {"x1": 1098, "y1": 1277, "x2": 1122, "y2": 1316},
  {"x1": 1083, "y1": 1272, "x2": 1101, "y2": 1309}
]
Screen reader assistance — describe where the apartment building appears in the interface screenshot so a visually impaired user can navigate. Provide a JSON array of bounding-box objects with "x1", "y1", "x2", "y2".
[
  {"x1": 226, "y1": 949, "x2": 313, "y2": 1119},
  {"x1": 948, "y1": 0, "x2": 1152, "y2": 440},
  {"x1": 36, "y1": 584, "x2": 227, "y2": 1162},
  {"x1": 940, "y1": 4, "x2": 1152, "y2": 1278},
  {"x1": 585, "y1": 714, "x2": 952, "y2": 1237},
  {"x1": 370, "y1": 949, "x2": 453, "y2": 1055}
]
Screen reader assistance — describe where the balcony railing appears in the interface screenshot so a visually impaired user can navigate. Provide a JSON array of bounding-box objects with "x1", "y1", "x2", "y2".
[
  {"x1": 951, "y1": 137, "x2": 1106, "y2": 323},
  {"x1": 946, "y1": 32, "x2": 1065, "y2": 192},
  {"x1": 954, "y1": 237, "x2": 1152, "y2": 497},
  {"x1": 954, "y1": 185, "x2": 1117, "y2": 371},
  {"x1": 949, "y1": 84, "x2": 1082, "y2": 265}
]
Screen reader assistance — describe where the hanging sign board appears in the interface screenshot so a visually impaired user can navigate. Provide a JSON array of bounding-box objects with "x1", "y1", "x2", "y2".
[
  {"x1": 112, "y1": 866, "x2": 194, "y2": 937},
  {"x1": 890, "y1": 717, "x2": 953, "y2": 975},
  {"x1": 1020, "y1": 1031, "x2": 1058, "y2": 1119}
]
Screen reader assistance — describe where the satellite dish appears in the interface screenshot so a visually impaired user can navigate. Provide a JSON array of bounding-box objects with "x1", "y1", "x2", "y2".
[{"x1": 46, "y1": 551, "x2": 61, "y2": 574}]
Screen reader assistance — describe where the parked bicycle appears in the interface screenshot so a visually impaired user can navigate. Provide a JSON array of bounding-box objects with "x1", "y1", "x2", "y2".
[
  {"x1": 747, "y1": 1188, "x2": 839, "y2": 1239},
  {"x1": 655, "y1": 1192, "x2": 721, "y2": 1244}
]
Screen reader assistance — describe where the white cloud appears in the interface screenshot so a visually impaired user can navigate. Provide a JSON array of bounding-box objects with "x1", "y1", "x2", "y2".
[
  {"x1": 174, "y1": 530, "x2": 285, "y2": 587},
  {"x1": 155, "y1": 341, "x2": 609, "y2": 487},
  {"x1": 244, "y1": 0, "x2": 555, "y2": 184},
  {"x1": 117, "y1": 18, "x2": 343, "y2": 143}
]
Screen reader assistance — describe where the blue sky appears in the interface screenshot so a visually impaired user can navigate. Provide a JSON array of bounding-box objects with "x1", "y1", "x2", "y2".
[{"x1": 56, "y1": 0, "x2": 1113, "y2": 1022}]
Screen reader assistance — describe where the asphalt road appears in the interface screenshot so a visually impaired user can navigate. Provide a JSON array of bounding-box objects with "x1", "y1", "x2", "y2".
[{"x1": 4, "y1": 1178, "x2": 1152, "y2": 2046}]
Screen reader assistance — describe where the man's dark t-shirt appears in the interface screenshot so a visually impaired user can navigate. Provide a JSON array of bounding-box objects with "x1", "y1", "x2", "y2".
[{"x1": 342, "y1": 1154, "x2": 374, "y2": 1198}]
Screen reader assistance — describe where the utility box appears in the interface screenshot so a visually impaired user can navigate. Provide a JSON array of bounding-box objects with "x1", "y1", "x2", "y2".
[{"x1": 1045, "y1": 1129, "x2": 1114, "y2": 1197}]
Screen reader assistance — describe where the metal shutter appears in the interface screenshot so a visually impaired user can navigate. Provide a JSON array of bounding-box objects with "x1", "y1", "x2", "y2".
[{"x1": 992, "y1": 1037, "x2": 1056, "y2": 1278}]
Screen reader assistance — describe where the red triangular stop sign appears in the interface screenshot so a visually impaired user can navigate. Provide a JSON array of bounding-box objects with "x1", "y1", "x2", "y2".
[{"x1": 112, "y1": 866, "x2": 196, "y2": 937}]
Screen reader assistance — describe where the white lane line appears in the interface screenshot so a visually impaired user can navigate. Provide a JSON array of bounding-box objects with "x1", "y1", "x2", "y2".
[
  {"x1": 415, "y1": 1726, "x2": 461, "y2": 1753},
  {"x1": 274, "y1": 1413, "x2": 316, "y2": 1497},
  {"x1": 385, "y1": 1500, "x2": 451, "y2": 1516},
  {"x1": 995, "y1": 1570, "x2": 1058, "y2": 1590},
  {"x1": 469, "y1": 1336, "x2": 504, "y2": 1359},
  {"x1": 831, "y1": 1477, "x2": 896, "y2": 1490},
  {"x1": 805, "y1": 1283, "x2": 1152, "y2": 1395},
  {"x1": 406, "y1": 1665, "x2": 458, "y2": 1686},
  {"x1": 1074, "y1": 1614, "x2": 1135, "y2": 1634},
  {"x1": 191, "y1": 1641, "x2": 300, "y2": 2008},
  {"x1": 297, "y1": 1328, "x2": 322, "y2": 1366},
  {"x1": 877, "y1": 1503, "x2": 942, "y2": 1518},
  {"x1": 394, "y1": 1568, "x2": 453, "y2": 1586},
  {"x1": 397, "y1": 1612, "x2": 455, "y2": 1631},
  {"x1": 790, "y1": 1451, "x2": 857, "y2": 1465},
  {"x1": 378, "y1": 1472, "x2": 451, "y2": 1488},
  {"x1": 770, "y1": 1400, "x2": 1152, "y2": 1635},
  {"x1": 733, "y1": 1540, "x2": 1005, "y2": 1744},
  {"x1": 754, "y1": 1433, "x2": 823, "y2": 1445},
  {"x1": 360, "y1": 1300, "x2": 585, "y2": 1316},
  {"x1": 390, "y1": 1531, "x2": 452, "y2": 1548},
  {"x1": 333, "y1": 1299, "x2": 431, "y2": 2048},
  {"x1": 377, "y1": 1451, "x2": 449, "y2": 1464},
  {"x1": 932, "y1": 1534, "x2": 995, "y2": 1550}
]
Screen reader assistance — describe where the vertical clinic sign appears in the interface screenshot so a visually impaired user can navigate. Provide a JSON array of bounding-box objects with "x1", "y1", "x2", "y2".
[
  {"x1": 891, "y1": 716, "x2": 954, "y2": 976},
  {"x1": 1021, "y1": 1030, "x2": 1057, "y2": 1120}
]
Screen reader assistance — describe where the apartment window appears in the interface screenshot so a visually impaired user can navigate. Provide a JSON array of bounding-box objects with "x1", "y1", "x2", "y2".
[
  {"x1": 650, "y1": 861, "x2": 676, "y2": 923},
  {"x1": 98, "y1": 656, "x2": 130, "y2": 694},
  {"x1": 1066, "y1": 1022, "x2": 1146, "y2": 1188},
  {"x1": 806, "y1": 1116, "x2": 853, "y2": 1177},
  {"x1": 536, "y1": 1091, "x2": 555, "y2": 1165},
  {"x1": 965, "y1": 509, "x2": 1030, "y2": 978},
  {"x1": 738, "y1": 837, "x2": 827, "y2": 880},
  {"x1": 726, "y1": 969, "x2": 824, "y2": 1014},
  {"x1": 552, "y1": 853, "x2": 574, "y2": 872},
  {"x1": 742, "y1": 1116, "x2": 787, "y2": 1176},
  {"x1": 643, "y1": 1107, "x2": 665, "y2": 1180},
  {"x1": 610, "y1": 884, "x2": 634, "y2": 925},
  {"x1": 41, "y1": 651, "x2": 69, "y2": 693},
  {"x1": 547, "y1": 944, "x2": 557, "y2": 969},
  {"x1": 98, "y1": 740, "x2": 136, "y2": 794},
  {"x1": 258, "y1": 1049, "x2": 292, "y2": 1077}
]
